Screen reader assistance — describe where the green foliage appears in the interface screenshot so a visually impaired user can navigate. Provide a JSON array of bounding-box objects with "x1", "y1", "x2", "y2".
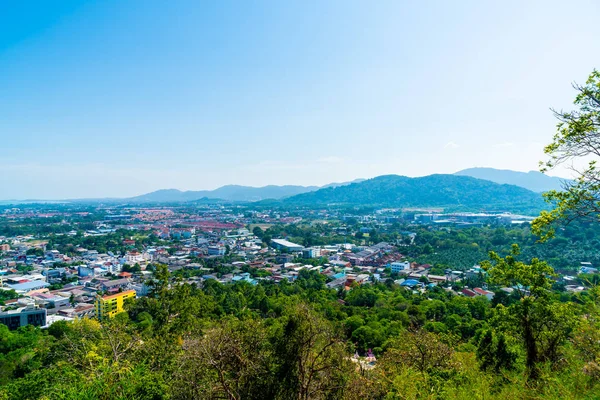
[
  {"x1": 0, "y1": 257, "x2": 599, "y2": 398},
  {"x1": 534, "y1": 70, "x2": 600, "y2": 240},
  {"x1": 476, "y1": 329, "x2": 517, "y2": 372},
  {"x1": 284, "y1": 174, "x2": 545, "y2": 212},
  {"x1": 0, "y1": 290, "x2": 18, "y2": 306},
  {"x1": 482, "y1": 245, "x2": 577, "y2": 380}
]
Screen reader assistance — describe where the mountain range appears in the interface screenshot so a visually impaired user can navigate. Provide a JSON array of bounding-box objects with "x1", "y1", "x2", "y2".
[
  {"x1": 280, "y1": 174, "x2": 545, "y2": 212},
  {"x1": 454, "y1": 167, "x2": 569, "y2": 192},
  {"x1": 128, "y1": 179, "x2": 365, "y2": 203},
  {"x1": 1, "y1": 168, "x2": 565, "y2": 212}
]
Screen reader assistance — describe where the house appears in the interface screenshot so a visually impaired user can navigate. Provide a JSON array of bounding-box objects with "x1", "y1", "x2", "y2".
[
  {"x1": 100, "y1": 278, "x2": 131, "y2": 291},
  {"x1": 473, "y1": 287, "x2": 495, "y2": 300},
  {"x1": 466, "y1": 266, "x2": 486, "y2": 279},
  {"x1": 330, "y1": 260, "x2": 351, "y2": 268},
  {"x1": 355, "y1": 274, "x2": 370, "y2": 284},
  {"x1": 427, "y1": 275, "x2": 448, "y2": 284},
  {"x1": 58, "y1": 303, "x2": 95, "y2": 319},
  {"x1": 326, "y1": 277, "x2": 347, "y2": 289}
]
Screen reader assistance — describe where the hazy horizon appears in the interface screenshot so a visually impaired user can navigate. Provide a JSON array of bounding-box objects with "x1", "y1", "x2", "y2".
[
  {"x1": 2, "y1": 1, "x2": 599, "y2": 199},
  {"x1": 0, "y1": 167, "x2": 572, "y2": 201}
]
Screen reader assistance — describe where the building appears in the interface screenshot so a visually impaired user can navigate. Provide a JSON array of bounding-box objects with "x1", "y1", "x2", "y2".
[
  {"x1": 302, "y1": 248, "x2": 321, "y2": 259},
  {"x1": 0, "y1": 244, "x2": 10, "y2": 252},
  {"x1": 95, "y1": 290, "x2": 136, "y2": 320},
  {"x1": 207, "y1": 246, "x2": 226, "y2": 256},
  {"x1": 31, "y1": 293, "x2": 70, "y2": 309},
  {"x1": 78, "y1": 265, "x2": 95, "y2": 277},
  {"x1": 390, "y1": 261, "x2": 410, "y2": 274},
  {"x1": 275, "y1": 254, "x2": 295, "y2": 264},
  {"x1": 0, "y1": 304, "x2": 47, "y2": 330},
  {"x1": 473, "y1": 287, "x2": 495, "y2": 300},
  {"x1": 100, "y1": 278, "x2": 131, "y2": 292},
  {"x1": 125, "y1": 250, "x2": 145, "y2": 264},
  {"x1": 6, "y1": 280, "x2": 51, "y2": 294},
  {"x1": 270, "y1": 239, "x2": 304, "y2": 252},
  {"x1": 58, "y1": 304, "x2": 95, "y2": 319}
]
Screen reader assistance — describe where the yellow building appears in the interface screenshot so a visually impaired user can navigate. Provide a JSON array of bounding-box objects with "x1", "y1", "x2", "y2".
[{"x1": 95, "y1": 290, "x2": 136, "y2": 320}]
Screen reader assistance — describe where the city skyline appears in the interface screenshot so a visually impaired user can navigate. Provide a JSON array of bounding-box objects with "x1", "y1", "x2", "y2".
[{"x1": 2, "y1": 1, "x2": 599, "y2": 199}]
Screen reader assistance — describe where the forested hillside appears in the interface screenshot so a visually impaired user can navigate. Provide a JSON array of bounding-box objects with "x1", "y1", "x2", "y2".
[
  {"x1": 283, "y1": 175, "x2": 545, "y2": 213},
  {"x1": 1, "y1": 263, "x2": 598, "y2": 399}
]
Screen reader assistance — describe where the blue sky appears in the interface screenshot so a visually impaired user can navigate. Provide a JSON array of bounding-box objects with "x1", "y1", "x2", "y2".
[{"x1": 1, "y1": 0, "x2": 599, "y2": 199}]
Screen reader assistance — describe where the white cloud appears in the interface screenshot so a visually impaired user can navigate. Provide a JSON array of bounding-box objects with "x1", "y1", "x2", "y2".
[
  {"x1": 444, "y1": 141, "x2": 460, "y2": 149},
  {"x1": 494, "y1": 142, "x2": 514, "y2": 148}
]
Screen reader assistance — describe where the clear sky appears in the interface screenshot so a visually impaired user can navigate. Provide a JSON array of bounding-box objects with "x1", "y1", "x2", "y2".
[{"x1": 1, "y1": 0, "x2": 599, "y2": 199}]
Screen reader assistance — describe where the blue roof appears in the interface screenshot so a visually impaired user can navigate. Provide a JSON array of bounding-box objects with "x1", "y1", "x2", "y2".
[
  {"x1": 332, "y1": 272, "x2": 346, "y2": 279},
  {"x1": 401, "y1": 279, "x2": 420, "y2": 287},
  {"x1": 7, "y1": 281, "x2": 51, "y2": 291}
]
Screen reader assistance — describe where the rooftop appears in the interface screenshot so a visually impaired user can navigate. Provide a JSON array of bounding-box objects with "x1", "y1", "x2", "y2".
[{"x1": 100, "y1": 290, "x2": 136, "y2": 301}]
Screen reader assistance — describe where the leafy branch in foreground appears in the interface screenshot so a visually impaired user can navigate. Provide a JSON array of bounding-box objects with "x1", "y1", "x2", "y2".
[{"x1": 534, "y1": 70, "x2": 600, "y2": 240}]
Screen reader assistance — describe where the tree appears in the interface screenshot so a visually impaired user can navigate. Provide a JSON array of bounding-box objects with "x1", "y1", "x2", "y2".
[
  {"x1": 476, "y1": 329, "x2": 517, "y2": 372},
  {"x1": 381, "y1": 329, "x2": 454, "y2": 375},
  {"x1": 482, "y1": 245, "x2": 576, "y2": 380},
  {"x1": 252, "y1": 226, "x2": 264, "y2": 238},
  {"x1": 273, "y1": 303, "x2": 352, "y2": 400},
  {"x1": 173, "y1": 319, "x2": 274, "y2": 400},
  {"x1": 533, "y1": 70, "x2": 600, "y2": 240}
]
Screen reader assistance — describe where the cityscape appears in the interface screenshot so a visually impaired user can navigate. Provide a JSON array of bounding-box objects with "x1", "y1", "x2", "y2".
[{"x1": 2, "y1": 1, "x2": 600, "y2": 399}]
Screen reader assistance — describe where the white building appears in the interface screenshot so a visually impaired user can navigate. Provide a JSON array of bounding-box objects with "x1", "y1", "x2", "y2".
[{"x1": 390, "y1": 261, "x2": 410, "y2": 274}]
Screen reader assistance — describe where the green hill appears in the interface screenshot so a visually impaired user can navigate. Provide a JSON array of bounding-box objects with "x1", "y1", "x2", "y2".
[{"x1": 283, "y1": 174, "x2": 545, "y2": 212}]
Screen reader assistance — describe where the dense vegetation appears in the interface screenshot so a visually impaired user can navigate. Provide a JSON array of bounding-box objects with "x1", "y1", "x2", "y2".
[{"x1": 1, "y1": 256, "x2": 600, "y2": 399}]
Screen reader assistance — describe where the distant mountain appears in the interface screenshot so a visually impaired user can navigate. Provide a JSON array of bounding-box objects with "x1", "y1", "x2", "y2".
[
  {"x1": 128, "y1": 186, "x2": 310, "y2": 203},
  {"x1": 128, "y1": 180, "x2": 363, "y2": 203},
  {"x1": 455, "y1": 168, "x2": 569, "y2": 193},
  {"x1": 282, "y1": 174, "x2": 545, "y2": 212}
]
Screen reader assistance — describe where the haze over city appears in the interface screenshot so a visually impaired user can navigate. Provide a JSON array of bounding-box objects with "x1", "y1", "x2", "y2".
[
  {"x1": 1, "y1": 1, "x2": 599, "y2": 199},
  {"x1": 5, "y1": 2, "x2": 600, "y2": 398}
]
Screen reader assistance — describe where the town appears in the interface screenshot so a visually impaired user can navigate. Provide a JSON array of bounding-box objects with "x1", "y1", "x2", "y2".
[{"x1": 0, "y1": 203, "x2": 593, "y2": 331}]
